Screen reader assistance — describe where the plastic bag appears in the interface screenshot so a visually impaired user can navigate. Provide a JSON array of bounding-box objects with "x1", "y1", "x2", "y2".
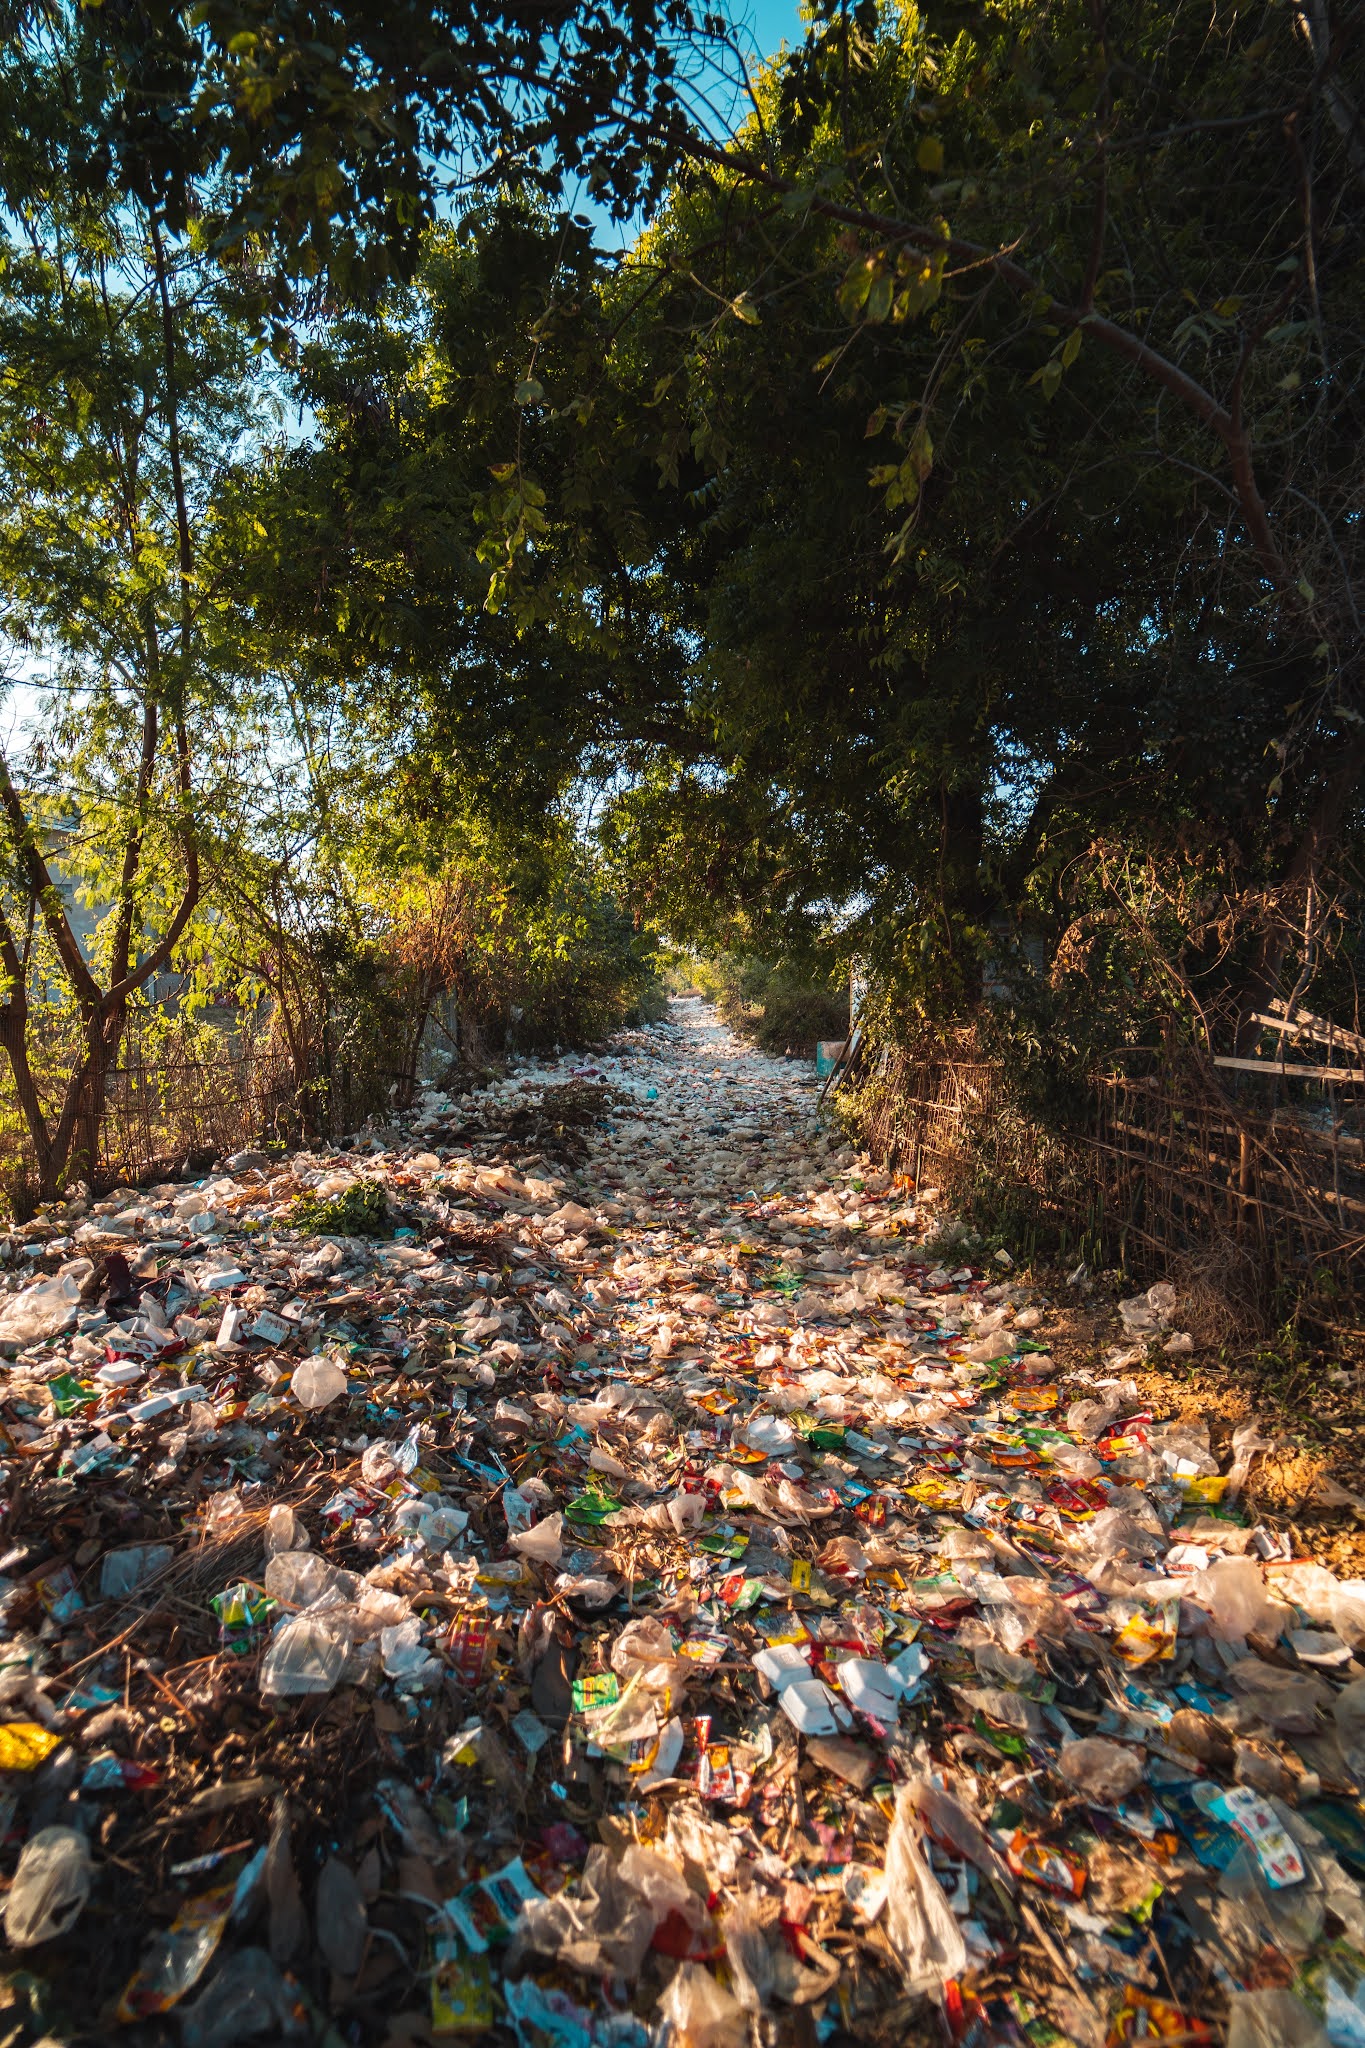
[
  {"x1": 611, "y1": 1616, "x2": 690, "y2": 1697},
  {"x1": 4, "y1": 1826, "x2": 91, "y2": 1946},
  {"x1": 618, "y1": 1845, "x2": 709, "y2": 1937},
  {"x1": 316, "y1": 1857, "x2": 367, "y2": 1975},
  {"x1": 180, "y1": 1947, "x2": 306, "y2": 2047},
  {"x1": 722, "y1": 1898, "x2": 775, "y2": 2011},
  {"x1": 99, "y1": 1542, "x2": 173, "y2": 1599},
  {"x1": 290, "y1": 1355, "x2": 347, "y2": 1410},
  {"x1": 1225, "y1": 1988, "x2": 1329, "y2": 2048},
  {"x1": 509, "y1": 1513, "x2": 564, "y2": 1565},
  {"x1": 264, "y1": 1506, "x2": 309, "y2": 1559},
  {"x1": 515, "y1": 1846, "x2": 655, "y2": 1979},
  {"x1": 1332, "y1": 1581, "x2": 1365, "y2": 1650},
  {"x1": 263, "y1": 1551, "x2": 353, "y2": 1609},
  {"x1": 1334, "y1": 1679, "x2": 1365, "y2": 1781},
  {"x1": 882, "y1": 1784, "x2": 968, "y2": 1993},
  {"x1": 1226, "y1": 1419, "x2": 1275, "y2": 1502},
  {"x1": 655, "y1": 1963, "x2": 747, "y2": 2048},
  {"x1": 259, "y1": 1614, "x2": 350, "y2": 1697},
  {"x1": 1189, "y1": 1557, "x2": 1288, "y2": 1643},
  {"x1": 1058, "y1": 1737, "x2": 1145, "y2": 1804},
  {"x1": 0, "y1": 1273, "x2": 82, "y2": 1345}
]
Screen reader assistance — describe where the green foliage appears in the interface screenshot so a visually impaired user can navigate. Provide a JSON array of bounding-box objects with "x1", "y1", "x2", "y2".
[
  {"x1": 289, "y1": 1179, "x2": 393, "y2": 1238},
  {"x1": 691, "y1": 953, "x2": 849, "y2": 1057}
]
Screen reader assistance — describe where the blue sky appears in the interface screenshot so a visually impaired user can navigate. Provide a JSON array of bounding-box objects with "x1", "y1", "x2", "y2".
[
  {"x1": 742, "y1": 0, "x2": 805, "y2": 61},
  {"x1": 1, "y1": 0, "x2": 810, "y2": 750}
]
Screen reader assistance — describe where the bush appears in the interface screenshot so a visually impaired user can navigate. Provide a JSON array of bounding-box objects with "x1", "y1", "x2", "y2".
[{"x1": 686, "y1": 953, "x2": 848, "y2": 1057}]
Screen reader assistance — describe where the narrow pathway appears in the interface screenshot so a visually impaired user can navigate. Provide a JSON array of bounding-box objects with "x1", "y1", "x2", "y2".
[{"x1": 0, "y1": 1000, "x2": 1346, "y2": 2046}]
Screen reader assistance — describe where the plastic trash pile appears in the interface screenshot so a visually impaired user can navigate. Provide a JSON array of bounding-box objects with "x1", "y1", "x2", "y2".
[{"x1": 0, "y1": 998, "x2": 1363, "y2": 2045}]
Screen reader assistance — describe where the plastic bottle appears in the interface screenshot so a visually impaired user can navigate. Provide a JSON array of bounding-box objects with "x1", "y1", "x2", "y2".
[{"x1": 4, "y1": 1826, "x2": 92, "y2": 1946}]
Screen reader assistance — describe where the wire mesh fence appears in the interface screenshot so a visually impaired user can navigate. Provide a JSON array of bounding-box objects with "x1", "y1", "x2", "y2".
[{"x1": 0, "y1": 1013, "x2": 298, "y2": 1204}]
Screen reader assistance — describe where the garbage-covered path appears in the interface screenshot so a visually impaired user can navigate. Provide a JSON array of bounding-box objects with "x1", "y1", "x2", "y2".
[{"x1": 3, "y1": 1000, "x2": 1365, "y2": 2047}]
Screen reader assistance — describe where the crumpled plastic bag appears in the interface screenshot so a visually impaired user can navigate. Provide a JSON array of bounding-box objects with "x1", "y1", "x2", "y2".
[
  {"x1": 4, "y1": 1826, "x2": 92, "y2": 1946},
  {"x1": 258, "y1": 1613, "x2": 351, "y2": 1697},
  {"x1": 882, "y1": 1784, "x2": 968, "y2": 1993},
  {"x1": 179, "y1": 1946, "x2": 306, "y2": 2047},
  {"x1": 722, "y1": 1898, "x2": 775, "y2": 2011},
  {"x1": 1226, "y1": 1418, "x2": 1275, "y2": 1501},
  {"x1": 1188, "y1": 1557, "x2": 1291, "y2": 1643},
  {"x1": 509, "y1": 1513, "x2": 564, "y2": 1565},
  {"x1": 1058, "y1": 1737, "x2": 1145, "y2": 1804},
  {"x1": 656, "y1": 1963, "x2": 746, "y2": 2048},
  {"x1": 1225, "y1": 1988, "x2": 1329, "y2": 2048},
  {"x1": 514, "y1": 1846, "x2": 655, "y2": 1979},
  {"x1": 0, "y1": 1272, "x2": 82, "y2": 1345},
  {"x1": 611, "y1": 1616, "x2": 691, "y2": 1698}
]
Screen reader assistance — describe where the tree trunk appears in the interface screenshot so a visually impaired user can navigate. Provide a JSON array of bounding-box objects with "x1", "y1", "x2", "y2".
[{"x1": 39, "y1": 1003, "x2": 126, "y2": 1203}]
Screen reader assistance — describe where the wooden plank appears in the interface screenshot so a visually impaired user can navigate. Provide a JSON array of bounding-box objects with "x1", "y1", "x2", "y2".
[
  {"x1": 1213, "y1": 1056, "x2": 1365, "y2": 1083},
  {"x1": 1264, "y1": 1001, "x2": 1365, "y2": 1056}
]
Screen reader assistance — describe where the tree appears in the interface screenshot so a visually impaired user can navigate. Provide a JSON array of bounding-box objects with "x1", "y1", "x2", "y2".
[
  {"x1": 0, "y1": 70, "x2": 263, "y2": 1200},
  {"x1": 3, "y1": 0, "x2": 710, "y2": 312},
  {"x1": 677, "y1": 0, "x2": 1365, "y2": 1027}
]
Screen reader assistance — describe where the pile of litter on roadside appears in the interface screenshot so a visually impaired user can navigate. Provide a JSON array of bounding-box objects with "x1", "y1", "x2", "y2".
[{"x1": 0, "y1": 996, "x2": 1363, "y2": 2047}]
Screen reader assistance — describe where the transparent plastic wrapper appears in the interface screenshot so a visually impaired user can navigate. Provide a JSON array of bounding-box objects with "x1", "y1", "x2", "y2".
[
  {"x1": 179, "y1": 1947, "x2": 306, "y2": 2047},
  {"x1": 1048, "y1": 1440, "x2": 1102, "y2": 1479},
  {"x1": 1226, "y1": 1418, "x2": 1275, "y2": 1501},
  {"x1": 316, "y1": 1857, "x2": 368, "y2": 1975},
  {"x1": 0, "y1": 1273, "x2": 83, "y2": 1345},
  {"x1": 289, "y1": 1355, "x2": 347, "y2": 1410},
  {"x1": 907, "y1": 1779, "x2": 1010, "y2": 1886},
  {"x1": 656, "y1": 1963, "x2": 747, "y2": 2048},
  {"x1": 1083, "y1": 1507, "x2": 1165, "y2": 1565},
  {"x1": 722, "y1": 1898, "x2": 775, "y2": 2011},
  {"x1": 1058, "y1": 1736, "x2": 1145, "y2": 1804},
  {"x1": 1225, "y1": 1987, "x2": 1330, "y2": 2048},
  {"x1": 1066, "y1": 1397, "x2": 1123, "y2": 1439},
  {"x1": 264, "y1": 1506, "x2": 309, "y2": 1559},
  {"x1": 412, "y1": 1504, "x2": 468, "y2": 1549},
  {"x1": 1274, "y1": 1562, "x2": 1342, "y2": 1625},
  {"x1": 973, "y1": 1642, "x2": 1040, "y2": 1692},
  {"x1": 378, "y1": 1617, "x2": 437, "y2": 1684},
  {"x1": 99, "y1": 1542, "x2": 173, "y2": 1599},
  {"x1": 259, "y1": 1613, "x2": 351, "y2": 1697},
  {"x1": 509, "y1": 1513, "x2": 564, "y2": 1565},
  {"x1": 359, "y1": 1444, "x2": 397, "y2": 1487},
  {"x1": 4, "y1": 1826, "x2": 92, "y2": 1946},
  {"x1": 1227, "y1": 1659, "x2": 1329, "y2": 1735},
  {"x1": 1332, "y1": 1582, "x2": 1365, "y2": 1650},
  {"x1": 1189, "y1": 1557, "x2": 1290, "y2": 1643},
  {"x1": 882, "y1": 1784, "x2": 968, "y2": 1993},
  {"x1": 263, "y1": 1551, "x2": 353, "y2": 1609},
  {"x1": 1334, "y1": 1679, "x2": 1365, "y2": 1781},
  {"x1": 611, "y1": 1616, "x2": 691, "y2": 1697},
  {"x1": 515, "y1": 1847, "x2": 655, "y2": 1979},
  {"x1": 617, "y1": 1846, "x2": 709, "y2": 1937}
]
